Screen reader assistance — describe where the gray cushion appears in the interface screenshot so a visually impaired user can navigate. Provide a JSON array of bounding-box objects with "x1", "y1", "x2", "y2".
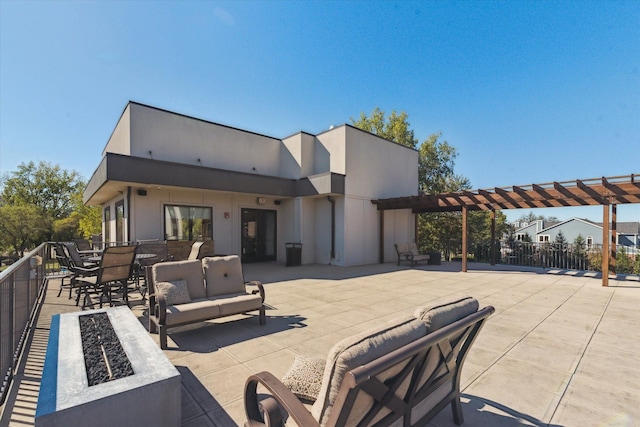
[
  {"x1": 214, "y1": 292, "x2": 263, "y2": 317},
  {"x1": 154, "y1": 280, "x2": 192, "y2": 305},
  {"x1": 152, "y1": 259, "x2": 206, "y2": 299},
  {"x1": 202, "y1": 255, "x2": 246, "y2": 297},
  {"x1": 164, "y1": 298, "x2": 221, "y2": 326},
  {"x1": 414, "y1": 296, "x2": 479, "y2": 333},
  {"x1": 311, "y1": 315, "x2": 427, "y2": 426},
  {"x1": 282, "y1": 356, "x2": 326, "y2": 402}
]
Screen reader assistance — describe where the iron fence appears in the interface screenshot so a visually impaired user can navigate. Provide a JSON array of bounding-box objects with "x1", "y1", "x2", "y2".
[
  {"x1": 441, "y1": 240, "x2": 640, "y2": 275},
  {"x1": 0, "y1": 243, "x2": 51, "y2": 405}
]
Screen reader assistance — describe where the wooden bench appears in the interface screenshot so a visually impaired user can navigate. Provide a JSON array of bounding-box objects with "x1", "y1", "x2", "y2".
[{"x1": 395, "y1": 242, "x2": 430, "y2": 266}]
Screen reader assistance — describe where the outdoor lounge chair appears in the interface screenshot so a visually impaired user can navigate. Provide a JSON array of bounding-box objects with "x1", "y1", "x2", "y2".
[
  {"x1": 245, "y1": 296, "x2": 494, "y2": 427},
  {"x1": 395, "y1": 242, "x2": 430, "y2": 266}
]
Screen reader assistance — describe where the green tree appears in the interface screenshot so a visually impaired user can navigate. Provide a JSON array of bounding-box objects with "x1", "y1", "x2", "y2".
[
  {"x1": 418, "y1": 132, "x2": 466, "y2": 193},
  {"x1": 573, "y1": 234, "x2": 586, "y2": 256},
  {"x1": 70, "y1": 192, "x2": 102, "y2": 239},
  {"x1": 351, "y1": 108, "x2": 418, "y2": 148},
  {"x1": 554, "y1": 230, "x2": 567, "y2": 247},
  {"x1": 0, "y1": 204, "x2": 47, "y2": 256},
  {"x1": 518, "y1": 212, "x2": 559, "y2": 223},
  {"x1": 1, "y1": 161, "x2": 86, "y2": 244}
]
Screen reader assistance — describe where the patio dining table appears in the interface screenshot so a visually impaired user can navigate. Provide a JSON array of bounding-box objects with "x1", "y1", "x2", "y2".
[{"x1": 86, "y1": 253, "x2": 157, "y2": 263}]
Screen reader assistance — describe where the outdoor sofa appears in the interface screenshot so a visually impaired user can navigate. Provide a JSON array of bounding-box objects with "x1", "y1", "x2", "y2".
[
  {"x1": 245, "y1": 296, "x2": 494, "y2": 426},
  {"x1": 147, "y1": 255, "x2": 266, "y2": 349}
]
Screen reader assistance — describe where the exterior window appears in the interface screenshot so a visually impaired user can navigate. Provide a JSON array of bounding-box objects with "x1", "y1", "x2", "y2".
[
  {"x1": 104, "y1": 206, "x2": 111, "y2": 243},
  {"x1": 164, "y1": 205, "x2": 213, "y2": 241},
  {"x1": 539, "y1": 235, "x2": 550, "y2": 242},
  {"x1": 586, "y1": 236, "x2": 593, "y2": 247},
  {"x1": 115, "y1": 201, "x2": 125, "y2": 243}
]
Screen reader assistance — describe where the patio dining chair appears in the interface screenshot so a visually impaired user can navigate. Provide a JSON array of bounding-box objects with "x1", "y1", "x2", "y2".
[
  {"x1": 63, "y1": 242, "x2": 98, "y2": 268},
  {"x1": 76, "y1": 245, "x2": 138, "y2": 309},
  {"x1": 52, "y1": 244, "x2": 80, "y2": 299},
  {"x1": 134, "y1": 241, "x2": 172, "y2": 297},
  {"x1": 73, "y1": 238, "x2": 93, "y2": 251},
  {"x1": 56, "y1": 243, "x2": 100, "y2": 306}
]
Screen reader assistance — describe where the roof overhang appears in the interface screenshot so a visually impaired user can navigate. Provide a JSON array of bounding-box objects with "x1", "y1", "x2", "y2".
[
  {"x1": 372, "y1": 174, "x2": 640, "y2": 213},
  {"x1": 84, "y1": 153, "x2": 345, "y2": 205}
]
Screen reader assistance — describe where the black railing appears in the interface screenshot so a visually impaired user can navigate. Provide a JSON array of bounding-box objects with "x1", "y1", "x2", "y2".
[
  {"x1": 442, "y1": 240, "x2": 640, "y2": 275},
  {"x1": 0, "y1": 243, "x2": 52, "y2": 405}
]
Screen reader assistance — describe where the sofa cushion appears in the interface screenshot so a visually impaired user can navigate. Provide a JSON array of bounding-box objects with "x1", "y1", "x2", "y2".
[
  {"x1": 414, "y1": 296, "x2": 479, "y2": 333},
  {"x1": 282, "y1": 356, "x2": 326, "y2": 402},
  {"x1": 214, "y1": 292, "x2": 263, "y2": 317},
  {"x1": 311, "y1": 315, "x2": 427, "y2": 426},
  {"x1": 154, "y1": 280, "x2": 192, "y2": 305},
  {"x1": 152, "y1": 259, "x2": 206, "y2": 300},
  {"x1": 164, "y1": 298, "x2": 221, "y2": 326},
  {"x1": 395, "y1": 243, "x2": 409, "y2": 253},
  {"x1": 202, "y1": 256, "x2": 246, "y2": 297}
]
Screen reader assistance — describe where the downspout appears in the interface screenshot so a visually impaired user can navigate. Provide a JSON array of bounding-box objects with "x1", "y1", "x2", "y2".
[
  {"x1": 328, "y1": 196, "x2": 336, "y2": 261},
  {"x1": 127, "y1": 186, "x2": 132, "y2": 244}
]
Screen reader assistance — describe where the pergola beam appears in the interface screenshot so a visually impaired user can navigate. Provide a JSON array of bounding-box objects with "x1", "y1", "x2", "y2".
[{"x1": 372, "y1": 174, "x2": 640, "y2": 286}]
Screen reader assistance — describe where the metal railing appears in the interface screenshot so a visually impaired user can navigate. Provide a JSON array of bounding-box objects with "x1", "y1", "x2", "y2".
[
  {"x1": 442, "y1": 240, "x2": 640, "y2": 275},
  {"x1": 0, "y1": 243, "x2": 51, "y2": 405}
]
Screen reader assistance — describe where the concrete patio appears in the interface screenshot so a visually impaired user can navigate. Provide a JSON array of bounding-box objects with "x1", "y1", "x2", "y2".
[{"x1": 2, "y1": 261, "x2": 639, "y2": 426}]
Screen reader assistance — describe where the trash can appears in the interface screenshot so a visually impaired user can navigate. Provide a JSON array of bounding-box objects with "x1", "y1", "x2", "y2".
[
  {"x1": 285, "y1": 243, "x2": 302, "y2": 267},
  {"x1": 428, "y1": 252, "x2": 441, "y2": 265}
]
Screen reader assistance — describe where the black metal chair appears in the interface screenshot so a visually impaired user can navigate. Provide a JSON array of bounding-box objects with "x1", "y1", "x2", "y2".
[
  {"x1": 76, "y1": 245, "x2": 138, "y2": 309},
  {"x1": 63, "y1": 242, "x2": 99, "y2": 267},
  {"x1": 56, "y1": 242, "x2": 100, "y2": 306},
  {"x1": 134, "y1": 241, "x2": 171, "y2": 298},
  {"x1": 52, "y1": 244, "x2": 79, "y2": 299}
]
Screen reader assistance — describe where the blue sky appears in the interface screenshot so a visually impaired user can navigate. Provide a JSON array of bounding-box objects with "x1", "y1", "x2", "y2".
[{"x1": 1, "y1": 0, "x2": 639, "y2": 223}]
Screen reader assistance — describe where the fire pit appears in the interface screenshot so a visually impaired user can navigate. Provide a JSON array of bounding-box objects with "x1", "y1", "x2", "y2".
[{"x1": 36, "y1": 306, "x2": 181, "y2": 427}]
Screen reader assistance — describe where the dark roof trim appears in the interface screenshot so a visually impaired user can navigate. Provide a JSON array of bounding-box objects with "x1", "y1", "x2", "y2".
[{"x1": 84, "y1": 153, "x2": 345, "y2": 204}]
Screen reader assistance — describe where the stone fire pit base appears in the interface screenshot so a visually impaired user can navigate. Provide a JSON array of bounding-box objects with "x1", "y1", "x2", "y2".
[{"x1": 36, "y1": 306, "x2": 181, "y2": 427}]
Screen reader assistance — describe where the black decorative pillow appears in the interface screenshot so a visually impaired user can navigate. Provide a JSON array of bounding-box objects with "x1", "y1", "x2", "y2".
[{"x1": 281, "y1": 356, "x2": 326, "y2": 402}]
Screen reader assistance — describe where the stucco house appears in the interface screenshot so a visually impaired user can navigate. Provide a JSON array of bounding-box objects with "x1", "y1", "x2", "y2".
[
  {"x1": 83, "y1": 102, "x2": 418, "y2": 266},
  {"x1": 514, "y1": 218, "x2": 640, "y2": 247}
]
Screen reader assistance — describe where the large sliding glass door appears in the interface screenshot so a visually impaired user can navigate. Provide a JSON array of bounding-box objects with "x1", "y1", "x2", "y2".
[{"x1": 241, "y1": 209, "x2": 276, "y2": 262}]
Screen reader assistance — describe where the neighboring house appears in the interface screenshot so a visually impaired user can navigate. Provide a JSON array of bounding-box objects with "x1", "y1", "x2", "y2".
[
  {"x1": 513, "y1": 218, "x2": 640, "y2": 247},
  {"x1": 83, "y1": 101, "x2": 418, "y2": 266}
]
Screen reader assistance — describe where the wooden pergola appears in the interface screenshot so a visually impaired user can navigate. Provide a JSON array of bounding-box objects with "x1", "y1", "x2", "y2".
[{"x1": 372, "y1": 174, "x2": 640, "y2": 286}]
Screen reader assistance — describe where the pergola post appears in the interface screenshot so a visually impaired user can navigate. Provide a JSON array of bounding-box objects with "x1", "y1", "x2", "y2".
[
  {"x1": 490, "y1": 210, "x2": 496, "y2": 266},
  {"x1": 611, "y1": 204, "x2": 617, "y2": 275},
  {"x1": 602, "y1": 202, "x2": 609, "y2": 286},
  {"x1": 462, "y1": 206, "x2": 468, "y2": 272},
  {"x1": 379, "y1": 209, "x2": 385, "y2": 264}
]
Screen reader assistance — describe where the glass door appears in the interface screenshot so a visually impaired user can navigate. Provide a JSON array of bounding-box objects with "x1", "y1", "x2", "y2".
[{"x1": 241, "y1": 209, "x2": 277, "y2": 262}]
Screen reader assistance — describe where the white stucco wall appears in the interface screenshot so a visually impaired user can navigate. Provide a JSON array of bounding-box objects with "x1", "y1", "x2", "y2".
[
  {"x1": 128, "y1": 188, "x2": 286, "y2": 257},
  {"x1": 126, "y1": 103, "x2": 300, "y2": 179},
  {"x1": 343, "y1": 126, "x2": 418, "y2": 199},
  {"x1": 316, "y1": 126, "x2": 347, "y2": 175},
  {"x1": 103, "y1": 105, "x2": 131, "y2": 156},
  {"x1": 282, "y1": 132, "x2": 320, "y2": 178}
]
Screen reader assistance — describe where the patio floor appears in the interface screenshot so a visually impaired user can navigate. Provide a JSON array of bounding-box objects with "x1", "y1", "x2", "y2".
[{"x1": 1, "y1": 261, "x2": 639, "y2": 426}]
